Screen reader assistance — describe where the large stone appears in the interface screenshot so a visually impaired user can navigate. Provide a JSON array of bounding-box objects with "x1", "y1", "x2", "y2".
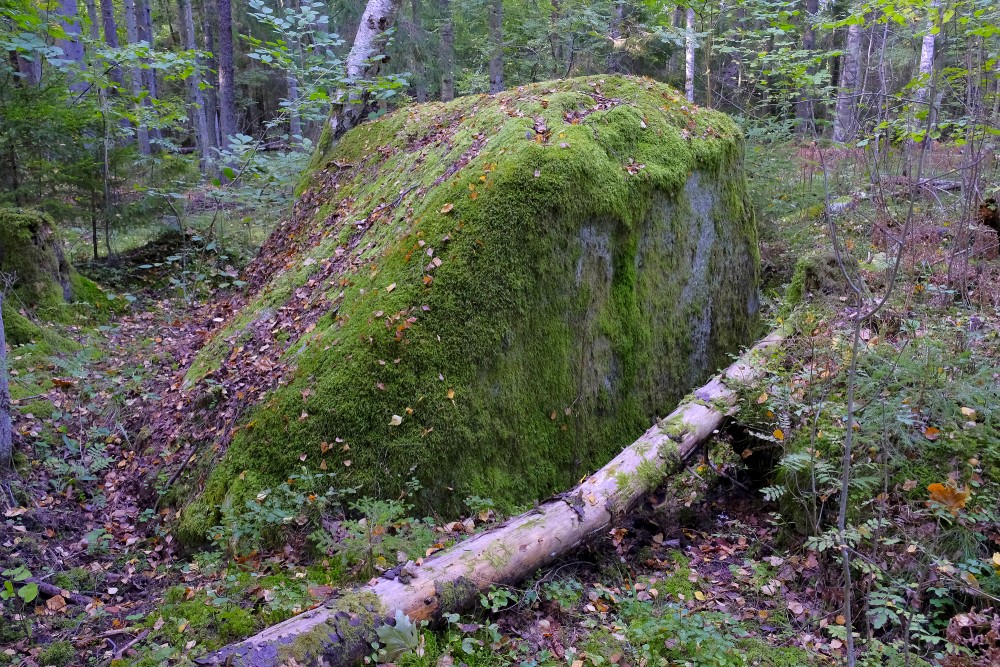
[{"x1": 178, "y1": 75, "x2": 759, "y2": 538}]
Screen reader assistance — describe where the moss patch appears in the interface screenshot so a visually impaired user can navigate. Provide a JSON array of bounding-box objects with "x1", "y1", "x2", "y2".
[
  {"x1": 178, "y1": 75, "x2": 759, "y2": 540},
  {"x1": 0, "y1": 207, "x2": 121, "y2": 338}
]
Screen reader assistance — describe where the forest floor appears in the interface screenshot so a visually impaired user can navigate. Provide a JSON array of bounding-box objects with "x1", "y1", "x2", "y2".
[{"x1": 3, "y1": 148, "x2": 1000, "y2": 667}]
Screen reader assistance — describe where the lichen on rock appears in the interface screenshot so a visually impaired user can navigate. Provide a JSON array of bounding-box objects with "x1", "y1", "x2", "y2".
[{"x1": 176, "y1": 75, "x2": 759, "y2": 540}]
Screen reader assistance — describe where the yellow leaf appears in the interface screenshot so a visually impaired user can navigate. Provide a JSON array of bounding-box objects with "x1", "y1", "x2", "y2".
[
  {"x1": 773, "y1": 429, "x2": 784, "y2": 441},
  {"x1": 694, "y1": 591, "x2": 706, "y2": 601},
  {"x1": 386, "y1": 283, "x2": 396, "y2": 292},
  {"x1": 926, "y1": 482, "x2": 970, "y2": 514},
  {"x1": 835, "y1": 614, "x2": 846, "y2": 625},
  {"x1": 440, "y1": 203, "x2": 454, "y2": 214},
  {"x1": 992, "y1": 553, "x2": 1000, "y2": 567},
  {"x1": 447, "y1": 389, "x2": 455, "y2": 400},
  {"x1": 961, "y1": 407, "x2": 976, "y2": 418},
  {"x1": 320, "y1": 459, "x2": 327, "y2": 470},
  {"x1": 756, "y1": 392, "x2": 768, "y2": 404}
]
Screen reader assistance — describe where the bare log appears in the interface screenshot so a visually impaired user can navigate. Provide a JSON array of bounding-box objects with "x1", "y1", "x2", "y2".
[{"x1": 197, "y1": 329, "x2": 786, "y2": 667}]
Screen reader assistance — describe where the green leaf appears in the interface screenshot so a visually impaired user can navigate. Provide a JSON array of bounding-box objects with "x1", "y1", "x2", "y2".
[
  {"x1": 18, "y1": 583, "x2": 39, "y2": 603},
  {"x1": 376, "y1": 609, "x2": 419, "y2": 660},
  {"x1": 223, "y1": 166, "x2": 237, "y2": 180}
]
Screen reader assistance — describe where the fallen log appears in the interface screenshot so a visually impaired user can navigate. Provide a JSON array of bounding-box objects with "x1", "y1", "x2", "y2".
[{"x1": 197, "y1": 328, "x2": 786, "y2": 667}]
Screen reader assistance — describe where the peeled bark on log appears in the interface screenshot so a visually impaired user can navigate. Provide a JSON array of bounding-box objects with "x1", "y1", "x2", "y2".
[{"x1": 197, "y1": 328, "x2": 785, "y2": 667}]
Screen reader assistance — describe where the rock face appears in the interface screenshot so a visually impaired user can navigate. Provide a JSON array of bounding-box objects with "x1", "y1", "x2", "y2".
[{"x1": 178, "y1": 75, "x2": 759, "y2": 538}]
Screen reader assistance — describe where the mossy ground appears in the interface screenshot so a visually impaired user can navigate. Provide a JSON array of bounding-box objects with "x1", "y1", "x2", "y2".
[{"x1": 178, "y1": 75, "x2": 759, "y2": 541}]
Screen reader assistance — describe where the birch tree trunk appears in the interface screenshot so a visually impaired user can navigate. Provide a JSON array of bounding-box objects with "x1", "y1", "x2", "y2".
[
  {"x1": 0, "y1": 291, "x2": 12, "y2": 471},
  {"x1": 912, "y1": 0, "x2": 939, "y2": 141},
  {"x1": 488, "y1": 0, "x2": 504, "y2": 93},
  {"x1": 685, "y1": 7, "x2": 695, "y2": 102},
  {"x1": 56, "y1": 0, "x2": 87, "y2": 93},
  {"x1": 832, "y1": 18, "x2": 862, "y2": 143},
  {"x1": 197, "y1": 329, "x2": 786, "y2": 667},
  {"x1": 179, "y1": 0, "x2": 212, "y2": 167},
  {"x1": 123, "y1": 0, "x2": 151, "y2": 154},
  {"x1": 328, "y1": 0, "x2": 404, "y2": 140},
  {"x1": 439, "y1": 0, "x2": 455, "y2": 101},
  {"x1": 216, "y1": 0, "x2": 238, "y2": 149}
]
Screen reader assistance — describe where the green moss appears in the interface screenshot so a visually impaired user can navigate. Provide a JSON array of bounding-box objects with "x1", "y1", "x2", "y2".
[
  {"x1": 277, "y1": 591, "x2": 382, "y2": 664},
  {"x1": 659, "y1": 551, "x2": 696, "y2": 600},
  {"x1": 144, "y1": 587, "x2": 258, "y2": 651},
  {"x1": 784, "y1": 251, "x2": 858, "y2": 309},
  {"x1": 179, "y1": 75, "x2": 759, "y2": 538},
  {"x1": 38, "y1": 641, "x2": 75, "y2": 667},
  {"x1": 737, "y1": 638, "x2": 817, "y2": 666},
  {"x1": 434, "y1": 576, "x2": 479, "y2": 612},
  {"x1": 0, "y1": 207, "x2": 120, "y2": 334}
]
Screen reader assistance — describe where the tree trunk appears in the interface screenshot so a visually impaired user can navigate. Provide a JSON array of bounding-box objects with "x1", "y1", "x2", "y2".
[
  {"x1": 0, "y1": 291, "x2": 11, "y2": 470},
  {"x1": 85, "y1": 0, "x2": 101, "y2": 41},
  {"x1": 407, "y1": 0, "x2": 427, "y2": 102},
  {"x1": 795, "y1": 0, "x2": 818, "y2": 133},
  {"x1": 912, "y1": 0, "x2": 939, "y2": 139},
  {"x1": 123, "y1": 0, "x2": 151, "y2": 154},
  {"x1": 549, "y1": 0, "x2": 561, "y2": 77},
  {"x1": 439, "y1": 0, "x2": 454, "y2": 101},
  {"x1": 56, "y1": 0, "x2": 87, "y2": 93},
  {"x1": 216, "y1": 0, "x2": 238, "y2": 149},
  {"x1": 179, "y1": 0, "x2": 212, "y2": 168},
  {"x1": 196, "y1": 329, "x2": 786, "y2": 667},
  {"x1": 684, "y1": 7, "x2": 695, "y2": 102},
  {"x1": 138, "y1": 0, "x2": 162, "y2": 147},
  {"x1": 606, "y1": 0, "x2": 625, "y2": 74},
  {"x1": 200, "y1": 0, "x2": 222, "y2": 149},
  {"x1": 99, "y1": 0, "x2": 124, "y2": 86},
  {"x1": 328, "y1": 0, "x2": 404, "y2": 140},
  {"x1": 488, "y1": 0, "x2": 503, "y2": 93},
  {"x1": 832, "y1": 19, "x2": 863, "y2": 142}
]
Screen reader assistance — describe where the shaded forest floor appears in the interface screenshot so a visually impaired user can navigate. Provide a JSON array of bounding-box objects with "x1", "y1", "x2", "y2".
[{"x1": 4, "y1": 147, "x2": 1000, "y2": 667}]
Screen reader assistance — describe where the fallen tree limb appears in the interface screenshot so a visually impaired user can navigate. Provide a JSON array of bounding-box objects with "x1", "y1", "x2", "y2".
[
  {"x1": 27, "y1": 578, "x2": 95, "y2": 607},
  {"x1": 197, "y1": 328, "x2": 786, "y2": 667}
]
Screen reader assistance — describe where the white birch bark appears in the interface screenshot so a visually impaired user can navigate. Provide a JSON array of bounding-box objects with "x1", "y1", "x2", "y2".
[
  {"x1": 832, "y1": 19, "x2": 863, "y2": 142},
  {"x1": 123, "y1": 0, "x2": 151, "y2": 154},
  {"x1": 685, "y1": 7, "x2": 695, "y2": 102}
]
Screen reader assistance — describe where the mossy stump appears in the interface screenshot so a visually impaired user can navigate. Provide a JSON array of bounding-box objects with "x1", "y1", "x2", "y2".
[
  {"x1": 0, "y1": 207, "x2": 111, "y2": 345},
  {"x1": 178, "y1": 75, "x2": 760, "y2": 540}
]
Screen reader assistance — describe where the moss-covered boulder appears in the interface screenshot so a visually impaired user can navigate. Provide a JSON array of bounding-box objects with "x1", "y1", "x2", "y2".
[
  {"x1": 0, "y1": 207, "x2": 111, "y2": 345},
  {"x1": 178, "y1": 75, "x2": 759, "y2": 537}
]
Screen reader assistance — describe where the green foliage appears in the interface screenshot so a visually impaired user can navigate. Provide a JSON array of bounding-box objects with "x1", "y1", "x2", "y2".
[
  {"x1": 37, "y1": 641, "x2": 74, "y2": 667},
  {"x1": 210, "y1": 467, "x2": 349, "y2": 554},
  {"x1": 618, "y1": 594, "x2": 745, "y2": 666}
]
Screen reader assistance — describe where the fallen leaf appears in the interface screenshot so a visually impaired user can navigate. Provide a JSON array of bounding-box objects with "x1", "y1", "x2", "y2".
[
  {"x1": 46, "y1": 595, "x2": 67, "y2": 612},
  {"x1": 927, "y1": 482, "x2": 970, "y2": 514},
  {"x1": 923, "y1": 426, "x2": 940, "y2": 441},
  {"x1": 773, "y1": 429, "x2": 784, "y2": 441},
  {"x1": 440, "y1": 203, "x2": 454, "y2": 214},
  {"x1": 390, "y1": 415, "x2": 403, "y2": 426}
]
